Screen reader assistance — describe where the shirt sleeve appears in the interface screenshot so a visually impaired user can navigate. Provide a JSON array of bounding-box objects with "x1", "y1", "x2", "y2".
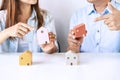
[
  {"x1": 0, "y1": 20, "x2": 2, "y2": 52},
  {"x1": 69, "y1": 9, "x2": 82, "y2": 30},
  {"x1": 0, "y1": 10, "x2": 7, "y2": 53},
  {"x1": 70, "y1": 13, "x2": 78, "y2": 30},
  {"x1": 0, "y1": 12, "x2": 3, "y2": 52},
  {"x1": 0, "y1": 10, "x2": 6, "y2": 31},
  {"x1": 43, "y1": 11, "x2": 56, "y2": 35}
]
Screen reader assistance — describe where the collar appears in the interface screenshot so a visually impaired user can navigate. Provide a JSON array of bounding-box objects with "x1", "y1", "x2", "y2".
[
  {"x1": 28, "y1": 8, "x2": 37, "y2": 21},
  {"x1": 87, "y1": 0, "x2": 116, "y2": 15},
  {"x1": 27, "y1": 7, "x2": 38, "y2": 31},
  {"x1": 87, "y1": 4, "x2": 96, "y2": 15}
]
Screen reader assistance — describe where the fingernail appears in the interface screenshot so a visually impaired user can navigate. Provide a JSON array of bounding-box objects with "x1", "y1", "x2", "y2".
[
  {"x1": 94, "y1": 18, "x2": 97, "y2": 22},
  {"x1": 72, "y1": 31, "x2": 75, "y2": 35},
  {"x1": 73, "y1": 36, "x2": 75, "y2": 39}
]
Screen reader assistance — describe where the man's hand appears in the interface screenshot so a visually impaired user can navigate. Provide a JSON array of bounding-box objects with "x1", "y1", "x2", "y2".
[
  {"x1": 67, "y1": 30, "x2": 83, "y2": 53},
  {"x1": 95, "y1": 2, "x2": 120, "y2": 30}
]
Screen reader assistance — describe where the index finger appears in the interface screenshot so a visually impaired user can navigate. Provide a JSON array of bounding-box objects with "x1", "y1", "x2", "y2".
[
  {"x1": 19, "y1": 22, "x2": 34, "y2": 31},
  {"x1": 94, "y1": 14, "x2": 110, "y2": 22}
]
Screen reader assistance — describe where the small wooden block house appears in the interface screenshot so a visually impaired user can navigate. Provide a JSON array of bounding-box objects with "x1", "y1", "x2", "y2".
[
  {"x1": 72, "y1": 23, "x2": 87, "y2": 38},
  {"x1": 19, "y1": 50, "x2": 32, "y2": 66},
  {"x1": 65, "y1": 51, "x2": 79, "y2": 66}
]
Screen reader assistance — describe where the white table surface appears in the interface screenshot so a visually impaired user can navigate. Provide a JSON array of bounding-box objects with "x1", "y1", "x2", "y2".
[{"x1": 0, "y1": 53, "x2": 120, "y2": 80}]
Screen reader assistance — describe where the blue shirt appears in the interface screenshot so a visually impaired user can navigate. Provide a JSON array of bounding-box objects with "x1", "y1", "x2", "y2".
[
  {"x1": 0, "y1": 9, "x2": 58, "y2": 53},
  {"x1": 70, "y1": 0, "x2": 120, "y2": 53}
]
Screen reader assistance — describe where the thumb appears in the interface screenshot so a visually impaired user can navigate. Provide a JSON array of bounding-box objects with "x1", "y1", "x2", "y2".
[{"x1": 108, "y1": 2, "x2": 117, "y2": 13}]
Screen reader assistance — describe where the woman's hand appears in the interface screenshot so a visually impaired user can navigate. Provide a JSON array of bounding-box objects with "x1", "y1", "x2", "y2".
[
  {"x1": 0, "y1": 22, "x2": 34, "y2": 44},
  {"x1": 40, "y1": 32, "x2": 57, "y2": 54},
  {"x1": 67, "y1": 30, "x2": 83, "y2": 53},
  {"x1": 6, "y1": 22, "x2": 34, "y2": 38}
]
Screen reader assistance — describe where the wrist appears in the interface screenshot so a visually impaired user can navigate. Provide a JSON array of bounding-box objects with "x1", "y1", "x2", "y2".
[
  {"x1": 68, "y1": 45, "x2": 80, "y2": 53},
  {"x1": 42, "y1": 43, "x2": 57, "y2": 54},
  {"x1": 2, "y1": 29, "x2": 10, "y2": 38}
]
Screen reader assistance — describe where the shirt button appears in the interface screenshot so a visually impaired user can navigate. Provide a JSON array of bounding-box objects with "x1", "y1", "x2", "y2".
[
  {"x1": 97, "y1": 30, "x2": 99, "y2": 32},
  {"x1": 97, "y1": 43, "x2": 99, "y2": 45}
]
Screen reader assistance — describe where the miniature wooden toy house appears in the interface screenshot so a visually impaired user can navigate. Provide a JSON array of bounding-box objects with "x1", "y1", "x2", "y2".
[
  {"x1": 19, "y1": 50, "x2": 32, "y2": 66},
  {"x1": 37, "y1": 27, "x2": 50, "y2": 44},
  {"x1": 65, "y1": 51, "x2": 79, "y2": 66},
  {"x1": 72, "y1": 23, "x2": 87, "y2": 38}
]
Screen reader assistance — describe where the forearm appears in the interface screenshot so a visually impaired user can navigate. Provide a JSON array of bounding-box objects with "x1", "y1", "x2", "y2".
[
  {"x1": 0, "y1": 29, "x2": 10, "y2": 44},
  {"x1": 67, "y1": 45, "x2": 80, "y2": 53}
]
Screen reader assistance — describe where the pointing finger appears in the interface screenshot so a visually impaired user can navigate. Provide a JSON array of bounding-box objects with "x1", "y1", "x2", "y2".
[
  {"x1": 94, "y1": 14, "x2": 110, "y2": 22},
  {"x1": 19, "y1": 22, "x2": 34, "y2": 31}
]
